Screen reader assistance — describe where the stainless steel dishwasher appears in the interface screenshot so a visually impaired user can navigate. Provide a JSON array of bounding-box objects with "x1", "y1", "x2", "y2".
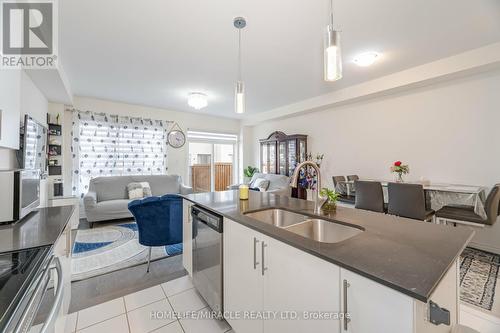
[{"x1": 191, "y1": 205, "x2": 223, "y2": 315}]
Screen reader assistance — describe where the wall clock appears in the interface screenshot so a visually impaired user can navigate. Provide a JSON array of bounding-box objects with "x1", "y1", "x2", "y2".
[{"x1": 167, "y1": 123, "x2": 186, "y2": 148}]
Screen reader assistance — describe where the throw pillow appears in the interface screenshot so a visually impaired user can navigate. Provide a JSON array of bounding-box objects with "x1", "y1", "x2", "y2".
[
  {"x1": 252, "y1": 178, "x2": 270, "y2": 191},
  {"x1": 127, "y1": 182, "x2": 152, "y2": 199}
]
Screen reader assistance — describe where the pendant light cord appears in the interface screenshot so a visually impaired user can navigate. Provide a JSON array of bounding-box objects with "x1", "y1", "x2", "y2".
[
  {"x1": 330, "y1": 0, "x2": 334, "y2": 27},
  {"x1": 238, "y1": 28, "x2": 242, "y2": 81}
]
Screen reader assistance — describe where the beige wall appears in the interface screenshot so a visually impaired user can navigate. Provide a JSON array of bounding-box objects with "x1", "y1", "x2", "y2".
[
  {"x1": 247, "y1": 69, "x2": 500, "y2": 253},
  {"x1": 63, "y1": 96, "x2": 241, "y2": 187}
]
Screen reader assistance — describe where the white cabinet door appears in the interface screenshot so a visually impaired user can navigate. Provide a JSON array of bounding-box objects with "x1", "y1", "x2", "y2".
[
  {"x1": 223, "y1": 219, "x2": 264, "y2": 333},
  {"x1": 340, "y1": 269, "x2": 414, "y2": 333},
  {"x1": 263, "y1": 237, "x2": 341, "y2": 333},
  {"x1": 182, "y1": 200, "x2": 193, "y2": 276}
]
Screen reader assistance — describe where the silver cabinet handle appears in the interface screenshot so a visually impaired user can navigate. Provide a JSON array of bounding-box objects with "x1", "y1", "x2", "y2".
[
  {"x1": 261, "y1": 242, "x2": 268, "y2": 276},
  {"x1": 253, "y1": 237, "x2": 260, "y2": 269},
  {"x1": 343, "y1": 279, "x2": 350, "y2": 331},
  {"x1": 40, "y1": 257, "x2": 64, "y2": 333}
]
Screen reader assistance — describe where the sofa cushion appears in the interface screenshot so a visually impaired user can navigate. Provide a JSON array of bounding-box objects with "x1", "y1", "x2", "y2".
[
  {"x1": 127, "y1": 182, "x2": 152, "y2": 199},
  {"x1": 132, "y1": 175, "x2": 181, "y2": 196},
  {"x1": 89, "y1": 199, "x2": 133, "y2": 221},
  {"x1": 253, "y1": 178, "x2": 270, "y2": 191},
  {"x1": 92, "y1": 176, "x2": 135, "y2": 202}
]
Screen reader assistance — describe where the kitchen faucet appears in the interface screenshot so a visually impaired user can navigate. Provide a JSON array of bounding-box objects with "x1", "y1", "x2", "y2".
[{"x1": 290, "y1": 161, "x2": 326, "y2": 214}]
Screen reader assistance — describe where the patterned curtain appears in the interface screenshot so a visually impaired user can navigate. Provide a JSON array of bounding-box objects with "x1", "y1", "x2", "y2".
[{"x1": 70, "y1": 109, "x2": 171, "y2": 198}]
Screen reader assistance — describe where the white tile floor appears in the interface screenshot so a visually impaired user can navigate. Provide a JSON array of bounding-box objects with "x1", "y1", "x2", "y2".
[
  {"x1": 66, "y1": 275, "x2": 232, "y2": 333},
  {"x1": 65, "y1": 275, "x2": 499, "y2": 333},
  {"x1": 460, "y1": 304, "x2": 500, "y2": 333}
]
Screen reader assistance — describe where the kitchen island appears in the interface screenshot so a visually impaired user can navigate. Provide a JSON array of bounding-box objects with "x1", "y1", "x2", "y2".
[{"x1": 182, "y1": 190, "x2": 474, "y2": 333}]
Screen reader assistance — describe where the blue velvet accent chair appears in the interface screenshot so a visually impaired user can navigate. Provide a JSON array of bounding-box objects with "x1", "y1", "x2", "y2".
[{"x1": 128, "y1": 194, "x2": 183, "y2": 272}]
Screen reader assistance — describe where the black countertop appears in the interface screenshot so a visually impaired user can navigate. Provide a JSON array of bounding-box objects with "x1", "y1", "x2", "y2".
[
  {"x1": 0, "y1": 206, "x2": 74, "y2": 253},
  {"x1": 183, "y1": 190, "x2": 474, "y2": 303}
]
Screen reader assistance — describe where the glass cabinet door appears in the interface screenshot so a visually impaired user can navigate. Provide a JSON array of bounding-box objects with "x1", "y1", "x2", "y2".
[
  {"x1": 278, "y1": 141, "x2": 287, "y2": 175},
  {"x1": 268, "y1": 143, "x2": 276, "y2": 174},
  {"x1": 288, "y1": 140, "x2": 297, "y2": 175},
  {"x1": 261, "y1": 143, "x2": 268, "y2": 173},
  {"x1": 299, "y1": 139, "x2": 307, "y2": 163}
]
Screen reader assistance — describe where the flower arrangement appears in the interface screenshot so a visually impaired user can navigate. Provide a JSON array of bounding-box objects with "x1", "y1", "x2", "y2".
[
  {"x1": 390, "y1": 161, "x2": 410, "y2": 182},
  {"x1": 298, "y1": 153, "x2": 324, "y2": 190}
]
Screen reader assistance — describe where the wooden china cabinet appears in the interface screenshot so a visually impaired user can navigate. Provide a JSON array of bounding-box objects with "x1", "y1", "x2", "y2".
[{"x1": 259, "y1": 131, "x2": 307, "y2": 198}]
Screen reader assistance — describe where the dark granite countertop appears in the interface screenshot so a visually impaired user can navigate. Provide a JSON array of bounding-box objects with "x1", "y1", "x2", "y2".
[
  {"x1": 183, "y1": 190, "x2": 474, "y2": 303},
  {"x1": 0, "y1": 206, "x2": 74, "y2": 253}
]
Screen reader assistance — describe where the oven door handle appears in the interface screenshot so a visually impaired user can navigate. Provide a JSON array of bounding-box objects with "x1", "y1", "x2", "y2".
[
  {"x1": 40, "y1": 257, "x2": 64, "y2": 333},
  {"x1": 13, "y1": 257, "x2": 53, "y2": 333}
]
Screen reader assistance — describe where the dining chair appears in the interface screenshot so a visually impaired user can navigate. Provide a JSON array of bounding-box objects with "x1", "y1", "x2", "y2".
[
  {"x1": 332, "y1": 176, "x2": 355, "y2": 204},
  {"x1": 387, "y1": 183, "x2": 435, "y2": 221},
  {"x1": 128, "y1": 194, "x2": 183, "y2": 272},
  {"x1": 332, "y1": 176, "x2": 347, "y2": 194},
  {"x1": 354, "y1": 180, "x2": 385, "y2": 213},
  {"x1": 435, "y1": 184, "x2": 500, "y2": 226},
  {"x1": 346, "y1": 175, "x2": 360, "y2": 194}
]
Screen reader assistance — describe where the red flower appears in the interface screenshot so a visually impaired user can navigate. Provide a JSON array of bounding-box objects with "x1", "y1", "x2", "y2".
[{"x1": 394, "y1": 161, "x2": 402, "y2": 167}]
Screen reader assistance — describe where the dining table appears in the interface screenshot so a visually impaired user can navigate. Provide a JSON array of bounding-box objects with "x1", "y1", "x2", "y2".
[{"x1": 342, "y1": 179, "x2": 487, "y2": 219}]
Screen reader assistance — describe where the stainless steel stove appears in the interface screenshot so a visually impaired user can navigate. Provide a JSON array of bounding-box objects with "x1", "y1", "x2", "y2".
[{"x1": 0, "y1": 246, "x2": 61, "y2": 333}]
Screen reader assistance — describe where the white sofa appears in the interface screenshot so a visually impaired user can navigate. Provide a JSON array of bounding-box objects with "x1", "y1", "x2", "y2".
[
  {"x1": 229, "y1": 173, "x2": 291, "y2": 197},
  {"x1": 83, "y1": 174, "x2": 192, "y2": 226}
]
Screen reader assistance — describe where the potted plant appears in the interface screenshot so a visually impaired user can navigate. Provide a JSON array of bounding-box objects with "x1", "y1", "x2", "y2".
[
  {"x1": 390, "y1": 161, "x2": 410, "y2": 182},
  {"x1": 320, "y1": 187, "x2": 340, "y2": 213},
  {"x1": 243, "y1": 166, "x2": 259, "y2": 183}
]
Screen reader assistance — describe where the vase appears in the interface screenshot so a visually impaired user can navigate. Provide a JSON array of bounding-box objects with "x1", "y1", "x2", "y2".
[
  {"x1": 306, "y1": 189, "x2": 314, "y2": 201},
  {"x1": 394, "y1": 173, "x2": 404, "y2": 183},
  {"x1": 322, "y1": 200, "x2": 337, "y2": 213}
]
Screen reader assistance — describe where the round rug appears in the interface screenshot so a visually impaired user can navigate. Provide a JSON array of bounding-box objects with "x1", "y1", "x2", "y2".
[{"x1": 71, "y1": 222, "x2": 182, "y2": 281}]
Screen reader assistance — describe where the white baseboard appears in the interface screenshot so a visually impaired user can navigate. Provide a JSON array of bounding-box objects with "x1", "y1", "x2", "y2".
[{"x1": 468, "y1": 241, "x2": 500, "y2": 255}]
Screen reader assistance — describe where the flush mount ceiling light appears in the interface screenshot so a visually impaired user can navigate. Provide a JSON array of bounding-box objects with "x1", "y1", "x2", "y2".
[
  {"x1": 187, "y1": 92, "x2": 208, "y2": 110},
  {"x1": 324, "y1": 0, "x2": 342, "y2": 81},
  {"x1": 353, "y1": 52, "x2": 380, "y2": 67},
  {"x1": 234, "y1": 17, "x2": 246, "y2": 114}
]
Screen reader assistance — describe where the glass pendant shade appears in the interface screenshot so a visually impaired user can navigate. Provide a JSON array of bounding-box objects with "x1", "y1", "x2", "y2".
[
  {"x1": 235, "y1": 81, "x2": 245, "y2": 114},
  {"x1": 324, "y1": 25, "x2": 342, "y2": 82}
]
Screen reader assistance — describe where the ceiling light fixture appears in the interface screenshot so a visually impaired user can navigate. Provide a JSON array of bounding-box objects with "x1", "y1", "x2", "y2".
[
  {"x1": 353, "y1": 52, "x2": 380, "y2": 67},
  {"x1": 234, "y1": 17, "x2": 246, "y2": 114},
  {"x1": 324, "y1": 0, "x2": 342, "y2": 81},
  {"x1": 187, "y1": 92, "x2": 208, "y2": 110}
]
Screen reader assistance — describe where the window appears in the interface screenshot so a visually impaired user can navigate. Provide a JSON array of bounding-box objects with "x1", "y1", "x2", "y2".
[{"x1": 71, "y1": 111, "x2": 168, "y2": 197}]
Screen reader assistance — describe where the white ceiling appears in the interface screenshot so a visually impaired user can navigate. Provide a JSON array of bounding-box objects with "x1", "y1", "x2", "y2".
[{"x1": 60, "y1": 0, "x2": 500, "y2": 119}]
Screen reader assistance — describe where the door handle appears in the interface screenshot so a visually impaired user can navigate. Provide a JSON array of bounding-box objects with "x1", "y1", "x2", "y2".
[
  {"x1": 253, "y1": 237, "x2": 260, "y2": 269},
  {"x1": 343, "y1": 279, "x2": 351, "y2": 331},
  {"x1": 261, "y1": 242, "x2": 268, "y2": 276}
]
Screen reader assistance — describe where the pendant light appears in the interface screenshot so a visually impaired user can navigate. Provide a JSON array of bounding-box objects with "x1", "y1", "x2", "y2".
[
  {"x1": 234, "y1": 17, "x2": 246, "y2": 114},
  {"x1": 324, "y1": 0, "x2": 342, "y2": 81}
]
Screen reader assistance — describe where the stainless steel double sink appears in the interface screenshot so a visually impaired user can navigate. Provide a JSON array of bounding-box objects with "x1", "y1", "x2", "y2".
[{"x1": 244, "y1": 209, "x2": 363, "y2": 244}]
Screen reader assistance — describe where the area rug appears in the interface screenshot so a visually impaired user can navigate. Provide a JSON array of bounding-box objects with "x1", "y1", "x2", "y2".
[
  {"x1": 71, "y1": 222, "x2": 182, "y2": 281},
  {"x1": 460, "y1": 247, "x2": 500, "y2": 317}
]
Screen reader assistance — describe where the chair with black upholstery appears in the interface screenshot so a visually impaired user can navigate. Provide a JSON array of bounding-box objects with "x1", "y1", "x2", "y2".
[
  {"x1": 332, "y1": 176, "x2": 355, "y2": 205},
  {"x1": 354, "y1": 181, "x2": 385, "y2": 213},
  {"x1": 387, "y1": 183, "x2": 434, "y2": 221},
  {"x1": 435, "y1": 184, "x2": 500, "y2": 226}
]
